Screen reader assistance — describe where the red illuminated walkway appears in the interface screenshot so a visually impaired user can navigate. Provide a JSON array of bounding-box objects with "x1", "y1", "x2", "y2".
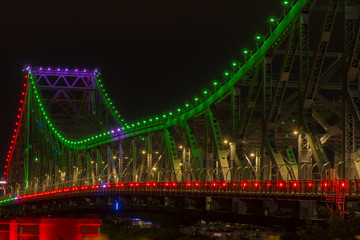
[{"x1": 1, "y1": 179, "x2": 358, "y2": 207}]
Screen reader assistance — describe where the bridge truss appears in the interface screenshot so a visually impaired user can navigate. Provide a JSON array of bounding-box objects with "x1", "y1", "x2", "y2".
[{"x1": 3, "y1": 0, "x2": 360, "y2": 213}]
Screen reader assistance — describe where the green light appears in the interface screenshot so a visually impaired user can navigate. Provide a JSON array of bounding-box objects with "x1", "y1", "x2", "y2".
[
  {"x1": 34, "y1": 157, "x2": 39, "y2": 162},
  {"x1": 255, "y1": 35, "x2": 261, "y2": 40},
  {"x1": 163, "y1": 114, "x2": 166, "y2": 118},
  {"x1": 203, "y1": 90, "x2": 208, "y2": 94},
  {"x1": 269, "y1": 17, "x2": 276, "y2": 23},
  {"x1": 177, "y1": 108, "x2": 181, "y2": 112},
  {"x1": 224, "y1": 72, "x2": 229, "y2": 76},
  {"x1": 285, "y1": 134, "x2": 289, "y2": 138},
  {"x1": 232, "y1": 62, "x2": 237, "y2": 66},
  {"x1": 194, "y1": 97, "x2": 199, "y2": 101},
  {"x1": 243, "y1": 49, "x2": 249, "y2": 54},
  {"x1": 169, "y1": 112, "x2": 173, "y2": 115},
  {"x1": 149, "y1": 118, "x2": 153, "y2": 122},
  {"x1": 283, "y1": 0, "x2": 289, "y2": 5},
  {"x1": 185, "y1": 103, "x2": 190, "y2": 107},
  {"x1": 155, "y1": 117, "x2": 159, "y2": 120},
  {"x1": 143, "y1": 120, "x2": 146, "y2": 123},
  {"x1": 213, "y1": 82, "x2": 218, "y2": 86},
  {"x1": 137, "y1": 122, "x2": 140, "y2": 125}
]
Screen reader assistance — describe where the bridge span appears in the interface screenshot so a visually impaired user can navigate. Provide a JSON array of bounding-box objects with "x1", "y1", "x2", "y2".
[{"x1": 2, "y1": 0, "x2": 360, "y2": 227}]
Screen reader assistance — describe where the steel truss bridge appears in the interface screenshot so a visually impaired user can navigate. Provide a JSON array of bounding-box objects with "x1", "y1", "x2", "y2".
[{"x1": 2, "y1": 0, "x2": 360, "y2": 218}]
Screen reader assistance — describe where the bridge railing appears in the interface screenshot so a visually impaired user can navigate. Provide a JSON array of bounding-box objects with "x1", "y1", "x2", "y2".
[
  {"x1": 3, "y1": 179, "x2": 360, "y2": 204},
  {"x1": 4, "y1": 161, "x2": 352, "y2": 199}
]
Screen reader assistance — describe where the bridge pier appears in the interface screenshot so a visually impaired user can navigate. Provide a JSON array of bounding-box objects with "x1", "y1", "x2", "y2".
[
  {"x1": 165, "y1": 197, "x2": 177, "y2": 207},
  {"x1": 262, "y1": 199, "x2": 278, "y2": 216},
  {"x1": 299, "y1": 200, "x2": 318, "y2": 219},
  {"x1": 232, "y1": 198, "x2": 247, "y2": 213}
]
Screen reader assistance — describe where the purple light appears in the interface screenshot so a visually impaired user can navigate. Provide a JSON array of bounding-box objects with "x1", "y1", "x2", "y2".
[
  {"x1": 102, "y1": 184, "x2": 107, "y2": 188},
  {"x1": 48, "y1": 68, "x2": 51, "y2": 70},
  {"x1": 117, "y1": 128, "x2": 121, "y2": 131},
  {"x1": 65, "y1": 68, "x2": 68, "y2": 71},
  {"x1": 75, "y1": 69, "x2": 78, "y2": 72},
  {"x1": 84, "y1": 69, "x2": 87, "y2": 72},
  {"x1": 14, "y1": 196, "x2": 18, "y2": 200},
  {"x1": 111, "y1": 130, "x2": 115, "y2": 133},
  {"x1": 39, "y1": 67, "x2": 42, "y2": 70},
  {"x1": 95, "y1": 69, "x2": 98, "y2": 73},
  {"x1": 57, "y1": 68, "x2": 60, "y2": 71}
]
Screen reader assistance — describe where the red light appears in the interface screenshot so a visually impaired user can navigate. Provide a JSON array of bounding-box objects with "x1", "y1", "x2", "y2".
[
  {"x1": 266, "y1": 182, "x2": 271, "y2": 187},
  {"x1": 186, "y1": 182, "x2": 191, "y2": 187},
  {"x1": 24, "y1": 75, "x2": 28, "y2": 79},
  {"x1": 195, "y1": 182, "x2": 200, "y2": 187},
  {"x1": 4, "y1": 166, "x2": 7, "y2": 168},
  {"x1": 152, "y1": 183, "x2": 157, "y2": 187},
  {"x1": 21, "y1": 92, "x2": 25, "y2": 95},
  {"x1": 23, "y1": 83, "x2": 27, "y2": 87},
  {"x1": 222, "y1": 182, "x2": 227, "y2": 188},
  {"x1": 279, "y1": 182, "x2": 284, "y2": 188},
  {"x1": 242, "y1": 182, "x2": 247, "y2": 187},
  {"x1": 254, "y1": 182, "x2": 259, "y2": 187},
  {"x1": 20, "y1": 100, "x2": 23, "y2": 103},
  {"x1": 18, "y1": 108, "x2": 22, "y2": 111},
  {"x1": 120, "y1": 184, "x2": 124, "y2": 187},
  {"x1": 293, "y1": 182, "x2": 297, "y2": 188},
  {"x1": 172, "y1": 182, "x2": 177, "y2": 187},
  {"x1": 308, "y1": 182, "x2": 313, "y2": 187},
  {"x1": 165, "y1": 183, "x2": 169, "y2": 187},
  {"x1": 212, "y1": 182, "x2": 217, "y2": 187},
  {"x1": 146, "y1": 183, "x2": 150, "y2": 187},
  {"x1": 135, "y1": 183, "x2": 139, "y2": 187},
  {"x1": 129, "y1": 183, "x2": 134, "y2": 187},
  {"x1": 324, "y1": 182, "x2": 328, "y2": 187},
  {"x1": 341, "y1": 182, "x2": 345, "y2": 188}
]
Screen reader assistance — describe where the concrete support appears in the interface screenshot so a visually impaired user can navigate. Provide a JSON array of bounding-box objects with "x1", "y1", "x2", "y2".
[
  {"x1": 262, "y1": 199, "x2": 278, "y2": 216},
  {"x1": 299, "y1": 200, "x2": 318, "y2": 219},
  {"x1": 232, "y1": 198, "x2": 247, "y2": 213}
]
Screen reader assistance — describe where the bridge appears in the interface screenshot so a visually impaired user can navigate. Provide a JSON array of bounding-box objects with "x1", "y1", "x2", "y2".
[{"x1": 1, "y1": 0, "x2": 360, "y2": 237}]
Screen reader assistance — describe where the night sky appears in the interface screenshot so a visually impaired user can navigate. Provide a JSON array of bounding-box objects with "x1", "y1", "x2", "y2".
[{"x1": 0, "y1": 0, "x2": 283, "y2": 165}]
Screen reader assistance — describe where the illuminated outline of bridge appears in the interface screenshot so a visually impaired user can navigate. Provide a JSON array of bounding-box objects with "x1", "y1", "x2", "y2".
[{"x1": 2, "y1": 0, "x2": 360, "y2": 219}]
